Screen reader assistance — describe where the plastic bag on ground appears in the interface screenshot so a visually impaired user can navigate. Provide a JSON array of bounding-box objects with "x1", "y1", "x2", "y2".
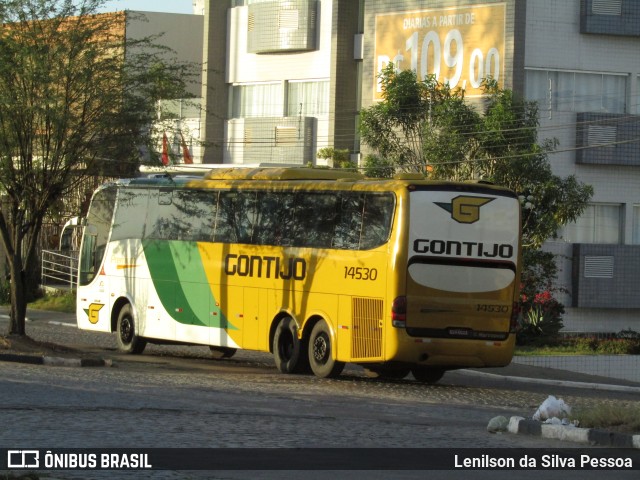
[{"x1": 532, "y1": 395, "x2": 571, "y2": 421}]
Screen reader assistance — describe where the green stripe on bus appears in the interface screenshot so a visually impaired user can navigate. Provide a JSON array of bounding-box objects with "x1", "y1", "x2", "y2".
[{"x1": 142, "y1": 240, "x2": 236, "y2": 330}]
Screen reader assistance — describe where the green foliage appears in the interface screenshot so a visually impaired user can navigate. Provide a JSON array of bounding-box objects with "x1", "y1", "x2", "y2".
[
  {"x1": 360, "y1": 68, "x2": 593, "y2": 250},
  {"x1": 516, "y1": 290, "x2": 565, "y2": 345},
  {"x1": 316, "y1": 147, "x2": 356, "y2": 169},
  {"x1": 516, "y1": 333, "x2": 640, "y2": 355},
  {"x1": 571, "y1": 404, "x2": 640, "y2": 434},
  {"x1": 359, "y1": 65, "x2": 433, "y2": 173},
  {"x1": 29, "y1": 291, "x2": 76, "y2": 314},
  {"x1": 362, "y1": 154, "x2": 395, "y2": 178},
  {"x1": 0, "y1": 0, "x2": 197, "y2": 335},
  {"x1": 360, "y1": 68, "x2": 594, "y2": 335}
]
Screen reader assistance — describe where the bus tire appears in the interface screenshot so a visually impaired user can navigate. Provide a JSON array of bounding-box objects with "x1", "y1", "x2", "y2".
[
  {"x1": 273, "y1": 317, "x2": 303, "y2": 374},
  {"x1": 308, "y1": 320, "x2": 344, "y2": 378},
  {"x1": 116, "y1": 304, "x2": 147, "y2": 354},
  {"x1": 411, "y1": 366, "x2": 445, "y2": 384},
  {"x1": 209, "y1": 346, "x2": 237, "y2": 359}
]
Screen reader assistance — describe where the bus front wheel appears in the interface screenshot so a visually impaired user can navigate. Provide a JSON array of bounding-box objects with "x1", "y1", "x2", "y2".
[
  {"x1": 308, "y1": 321, "x2": 344, "y2": 378},
  {"x1": 411, "y1": 366, "x2": 445, "y2": 384},
  {"x1": 116, "y1": 304, "x2": 147, "y2": 354},
  {"x1": 273, "y1": 317, "x2": 306, "y2": 374}
]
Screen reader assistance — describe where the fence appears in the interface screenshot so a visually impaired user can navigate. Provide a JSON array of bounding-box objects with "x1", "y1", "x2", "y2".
[{"x1": 41, "y1": 250, "x2": 79, "y2": 290}]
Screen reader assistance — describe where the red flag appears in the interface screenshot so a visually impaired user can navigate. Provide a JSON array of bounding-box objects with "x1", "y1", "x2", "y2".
[
  {"x1": 180, "y1": 133, "x2": 193, "y2": 164},
  {"x1": 161, "y1": 132, "x2": 170, "y2": 166}
]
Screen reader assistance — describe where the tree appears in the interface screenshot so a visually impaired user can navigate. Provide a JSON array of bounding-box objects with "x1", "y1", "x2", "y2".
[
  {"x1": 360, "y1": 66, "x2": 593, "y2": 301},
  {"x1": 0, "y1": 0, "x2": 196, "y2": 336}
]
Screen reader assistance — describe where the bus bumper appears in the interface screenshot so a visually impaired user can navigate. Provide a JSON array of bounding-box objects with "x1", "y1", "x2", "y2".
[{"x1": 387, "y1": 331, "x2": 516, "y2": 368}]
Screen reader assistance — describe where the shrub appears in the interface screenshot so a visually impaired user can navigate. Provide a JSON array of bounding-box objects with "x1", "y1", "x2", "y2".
[{"x1": 516, "y1": 290, "x2": 564, "y2": 345}]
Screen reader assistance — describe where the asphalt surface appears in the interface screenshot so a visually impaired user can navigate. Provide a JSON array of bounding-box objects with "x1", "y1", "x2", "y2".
[{"x1": 1, "y1": 307, "x2": 640, "y2": 452}]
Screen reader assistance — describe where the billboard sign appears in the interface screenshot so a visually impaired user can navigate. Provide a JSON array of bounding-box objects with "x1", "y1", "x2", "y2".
[{"x1": 374, "y1": 3, "x2": 506, "y2": 99}]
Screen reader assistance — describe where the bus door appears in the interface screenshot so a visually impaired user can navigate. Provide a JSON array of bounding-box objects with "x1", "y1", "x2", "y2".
[
  {"x1": 77, "y1": 187, "x2": 117, "y2": 332},
  {"x1": 405, "y1": 188, "x2": 520, "y2": 339}
]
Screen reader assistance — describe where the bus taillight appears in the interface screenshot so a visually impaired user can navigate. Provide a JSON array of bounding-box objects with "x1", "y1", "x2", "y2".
[{"x1": 391, "y1": 296, "x2": 407, "y2": 328}]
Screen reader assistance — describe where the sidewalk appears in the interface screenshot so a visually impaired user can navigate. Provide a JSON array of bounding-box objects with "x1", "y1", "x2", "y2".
[{"x1": 468, "y1": 357, "x2": 640, "y2": 392}]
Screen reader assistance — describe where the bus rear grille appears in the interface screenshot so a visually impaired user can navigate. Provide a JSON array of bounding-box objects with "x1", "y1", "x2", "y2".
[{"x1": 351, "y1": 297, "x2": 383, "y2": 360}]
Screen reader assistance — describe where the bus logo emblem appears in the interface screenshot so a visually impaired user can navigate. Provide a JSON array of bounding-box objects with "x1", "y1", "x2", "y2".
[
  {"x1": 435, "y1": 196, "x2": 494, "y2": 224},
  {"x1": 85, "y1": 303, "x2": 104, "y2": 324}
]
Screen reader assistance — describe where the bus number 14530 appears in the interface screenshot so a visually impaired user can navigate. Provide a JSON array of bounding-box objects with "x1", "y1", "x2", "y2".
[{"x1": 344, "y1": 266, "x2": 378, "y2": 281}]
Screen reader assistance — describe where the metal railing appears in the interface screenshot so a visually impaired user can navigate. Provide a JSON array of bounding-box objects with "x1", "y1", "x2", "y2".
[{"x1": 41, "y1": 250, "x2": 79, "y2": 290}]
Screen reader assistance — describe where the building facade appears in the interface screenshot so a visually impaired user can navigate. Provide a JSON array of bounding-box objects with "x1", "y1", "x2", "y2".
[{"x1": 198, "y1": 0, "x2": 640, "y2": 332}]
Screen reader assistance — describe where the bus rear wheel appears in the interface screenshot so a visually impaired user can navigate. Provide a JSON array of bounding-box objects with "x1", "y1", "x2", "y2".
[
  {"x1": 308, "y1": 321, "x2": 344, "y2": 378},
  {"x1": 273, "y1": 316, "x2": 307, "y2": 374},
  {"x1": 116, "y1": 304, "x2": 147, "y2": 354},
  {"x1": 411, "y1": 366, "x2": 445, "y2": 384},
  {"x1": 209, "y1": 346, "x2": 237, "y2": 359}
]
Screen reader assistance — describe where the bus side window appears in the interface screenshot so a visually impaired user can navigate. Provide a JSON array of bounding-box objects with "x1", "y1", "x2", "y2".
[
  {"x1": 215, "y1": 191, "x2": 258, "y2": 244},
  {"x1": 292, "y1": 193, "x2": 339, "y2": 248},
  {"x1": 254, "y1": 192, "x2": 295, "y2": 246},
  {"x1": 78, "y1": 187, "x2": 116, "y2": 286},
  {"x1": 333, "y1": 193, "x2": 364, "y2": 250},
  {"x1": 360, "y1": 194, "x2": 395, "y2": 249},
  {"x1": 173, "y1": 190, "x2": 217, "y2": 241}
]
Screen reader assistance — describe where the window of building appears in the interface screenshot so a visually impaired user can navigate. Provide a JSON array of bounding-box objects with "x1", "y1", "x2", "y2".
[
  {"x1": 633, "y1": 205, "x2": 640, "y2": 244},
  {"x1": 230, "y1": 83, "x2": 283, "y2": 118},
  {"x1": 525, "y1": 69, "x2": 626, "y2": 114},
  {"x1": 636, "y1": 75, "x2": 640, "y2": 114},
  {"x1": 561, "y1": 203, "x2": 622, "y2": 244},
  {"x1": 287, "y1": 80, "x2": 329, "y2": 116}
]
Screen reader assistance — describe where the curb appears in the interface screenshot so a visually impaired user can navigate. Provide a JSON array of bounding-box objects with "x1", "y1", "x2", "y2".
[
  {"x1": 508, "y1": 416, "x2": 640, "y2": 449},
  {"x1": 0, "y1": 353, "x2": 112, "y2": 367},
  {"x1": 461, "y1": 369, "x2": 640, "y2": 394}
]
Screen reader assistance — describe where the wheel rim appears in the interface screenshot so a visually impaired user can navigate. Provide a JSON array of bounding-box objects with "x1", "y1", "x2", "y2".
[
  {"x1": 313, "y1": 333, "x2": 329, "y2": 364},
  {"x1": 120, "y1": 316, "x2": 133, "y2": 344}
]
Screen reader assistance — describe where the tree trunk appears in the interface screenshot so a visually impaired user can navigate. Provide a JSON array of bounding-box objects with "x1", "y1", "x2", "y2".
[{"x1": 8, "y1": 257, "x2": 27, "y2": 336}]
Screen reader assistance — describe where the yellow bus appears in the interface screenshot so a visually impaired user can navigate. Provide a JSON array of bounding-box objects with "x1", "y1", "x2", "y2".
[{"x1": 76, "y1": 167, "x2": 521, "y2": 382}]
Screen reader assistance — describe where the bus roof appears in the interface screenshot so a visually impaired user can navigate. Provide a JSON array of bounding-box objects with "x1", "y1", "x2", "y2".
[
  {"x1": 117, "y1": 166, "x2": 515, "y2": 197},
  {"x1": 203, "y1": 167, "x2": 364, "y2": 181}
]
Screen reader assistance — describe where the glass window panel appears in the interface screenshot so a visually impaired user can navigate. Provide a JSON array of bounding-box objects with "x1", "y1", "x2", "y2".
[
  {"x1": 287, "y1": 80, "x2": 330, "y2": 116},
  {"x1": 293, "y1": 193, "x2": 339, "y2": 248},
  {"x1": 525, "y1": 69, "x2": 549, "y2": 105},
  {"x1": 555, "y1": 71, "x2": 574, "y2": 112},
  {"x1": 254, "y1": 191, "x2": 295, "y2": 246},
  {"x1": 594, "y1": 204, "x2": 621, "y2": 243},
  {"x1": 633, "y1": 205, "x2": 640, "y2": 244},
  {"x1": 602, "y1": 74, "x2": 626, "y2": 114},
  {"x1": 230, "y1": 83, "x2": 282, "y2": 118},
  {"x1": 80, "y1": 187, "x2": 116, "y2": 286},
  {"x1": 361, "y1": 193, "x2": 395, "y2": 249},
  {"x1": 561, "y1": 204, "x2": 621, "y2": 244},
  {"x1": 636, "y1": 76, "x2": 640, "y2": 114},
  {"x1": 111, "y1": 189, "x2": 149, "y2": 241},
  {"x1": 147, "y1": 190, "x2": 217, "y2": 241},
  {"x1": 333, "y1": 193, "x2": 364, "y2": 250},
  {"x1": 574, "y1": 73, "x2": 602, "y2": 112},
  {"x1": 215, "y1": 191, "x2": 258, "y2": 244}
]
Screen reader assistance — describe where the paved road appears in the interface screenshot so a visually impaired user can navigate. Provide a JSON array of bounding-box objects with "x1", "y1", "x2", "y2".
[{"x1": 1, "y1": 310, "x2": 639, "y2": 479}]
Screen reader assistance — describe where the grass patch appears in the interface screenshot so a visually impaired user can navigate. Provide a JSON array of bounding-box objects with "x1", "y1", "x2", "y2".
[
  {"x1": 571, "y1": 404, "x2": 640, "y2": 434},
  {"x1": 516, "y1": 336, "x2": 640, "y2": 356},
  {"x1": 516, "y1": 344, "x2": 592, "y2": 356},
  {"x1": 28, "y1": 291, "x2": 76, "y2": 313}
]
